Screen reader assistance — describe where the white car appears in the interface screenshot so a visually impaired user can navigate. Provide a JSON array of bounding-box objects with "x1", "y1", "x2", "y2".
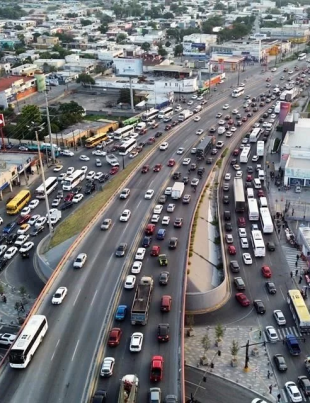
[
  {"x1": 15, "y1": 235, "x2": 29, "y2": 246},
  {"x1": 67, "y1": 167, "x2": 74, "y2": 175},
  {"x1": 4, "y1": 247, "x2": 18, "y2": 260},
  {"x1": 191, "y1": 148, "x2": 196, "y2": 154},
  {"x1": 135, "y1": 248, "x2": 146, "y2": 261},
  {"x1": 226, "y1": 234, "x2": 233, "y2": 244},
  {"x1": 226, "y1": 131, "x2": 232, "y2": 137},
  {"x1": 265, "y1": 325, "x2": 278, "y2": 343},
  {"x1": 154, "y1": 205, "x2": 163, "y2": 214},
  {"x1": 124, "y1": 275, "x2": 136, "y2": 289},
  {"x1": 86, "y1": 171, "x2": 95, "y2": 180},
  {"x1": 35, "y1": 216, "x2": 47, "y2": 228},
  {"x1": 183, "y1": 158, "x2": 191, "y2": 165},
  {"x1": 222, "y1": 104, "x2": 229, "y2": 110},
  {"x1": 129, "y1": 151, "x2": 138, "y2": 159},
  {"x1": 218, "y1": 119, "x2": 225, "y2": 125},
  {"x1": 52, "y1": 198, "x2": 61, "y2": 207},
  {"x1": 119, "y1": 189, "x2": 130, "y2": 199},
  {"x1": 273, "y1": 309, "x2": 286, "y2": 325},
  {"x1": 145, "y1": 189, "x2": 154, "y2": 199},
  {"x1": 73, "y1": 253, "x2": 87, "y2": 268},
  {"x1": 243, "y1": 253, "x2": 252, "y2": 265},
  {"x1": 53, "y1": 165, "x2": 63, "y2": 172},
  {"x1": 252, "y1": 155, "x2": 259, "y2": 162},
  {"x1": 285, "y1": 382, "x2": 302, "y2": 403},
  {"x1": 177, "y1": 147, "x2": 185, "y2": 154},
  {"x1": 100, "y1": 357, "x2": 115, "y2": 377},
  {"x1": 0, "y1": 245, "x2": 7, "y2": 256},
  {"x1": 164, "y1": 187, "x2": 172, "y2": 196},
  {"x1": 162, "y1": 216, "x2": 170, "y2": 225},
  {"x1": 79, "y1": 155, "x2": 90, "y2": 161},
  {"x1": 0, "y1": 217, "x2": 2, "y2": 225},
  {"x1": 242, "y1": 138, "x2": 248, "y2": 144},
  {"x1": 130, "y1": 132, "x2": 139, "y2": 139},
  {"x1": 216, "y1": 113, "x2": 222, "y2": 118},
  {"x1": 28, "y1": 199, "x2": 39, "y2": 210},
  {"x1": 167, "y1": 204, "x2": 175, "y2": 212},
  {"x1": 187, "y1": 100, "x2": 193, "y2": 105},
  {"x1": 270, "y1": 114, "x2": 276, "y2": 119},
  {"x1": 72, "y1": 194, "x2": 84, "y2": 203},
  {"x1": 191, "y1": 94, "x2": 198, "y2": 99},
  {"x1": 120, "y1": 209, "x2": 131, "y2": 222},
  {"x1": 240, "y1": 238, "x2": 249, "y2": 249},
  {"x1": 194, "y1": 116, "x2": 201, "y2": 122},
  {"x1": 62, "y1": 150, "x2": 74, "y2": 156},
  {"x1": 224, "y1": 173, "x2": 231, "y2": 181},
  {"x1": 230, "y1": 126, "x2": 237, "y2": 132},
  {"x1": 129, "y1": 332, "x2": 144, "y2": 352},
  {"x1": 196, "y1": 129, "x2": 203, "y2": 135},
  {"x1": 159, "y1": 142, "x2": 168, "y2": 151},
  {"x1": 80, "y1": 166, "x2": 88, "y2": 174},
  {"x1": 233, "y1": 164, "x2": 241, "y2": 171},
  {"x1": 29, "y1": 215, "x2": 41, "y2": 226},
  {"x1": 17, "y1": 224, "x2": 31, "y2": 235},
  {"x1": 19, "y1": 242, "x2": 34, "y2": 253},
  {"x1": 191, "y1": 178, "x2": 199, "y2": 186},
  {"x1": 131, "y1": 261, "x2": 142, "y2": 274},
  {"x1": 271, "y1": 67, "x2": 277, "y2": 72},
  {"x1": 20, "y1": 206, "x2": 31, "y2": 217},
  {"x1": 51, "y1": 287, "x2": 68, "y2": 305},
  {"x1": 151, "y1": 214, "x2": 160, "y2": 223},
  {"x1": 235, "y1": 171, "x2": 243, "y2": 178},
  {"x1": 94, "y1": 172, "x2": 103, "y2": 180},
  {"x1": 92, "y1": 150, "x2": 106, "y2": 156},
  {"x1": 240, "y1": 82, "x2": 245, "y2": 87},
  {"x1": 238, "y1": 228, "x2": 247, "y2": 238},
  {"x1": 58, "y1": 173, "x2": 67, "y2": 182},
  {"x1": 232, "y1": 109, "x2": 239, "y2": 114}
]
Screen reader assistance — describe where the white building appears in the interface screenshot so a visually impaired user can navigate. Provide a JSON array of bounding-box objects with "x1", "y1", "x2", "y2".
[
  {"x1": 260, "y1": 25, "x2": 310, "y2": 39},
  {"x1": 182, "y1": 34, "x2": 217, "y2": 58}
]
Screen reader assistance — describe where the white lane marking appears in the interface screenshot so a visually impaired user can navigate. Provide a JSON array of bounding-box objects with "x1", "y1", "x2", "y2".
[
  {"x1": 280, "y1": 286, "x2": 285, "y2": 301},
  {"x1": 149, "y1": 179, "x2": 154, "y2": 187},
  {"x1": 72, "y1": 339, "x2": 79, "y2": 361},
  {"x1": 90, "y1": 289, "x2": 98, "y2": 307},
  {"x1": 51, "y1": 339, "x2": 60, "y2": 361},
  {"x1": 185, "y1": 380, "x2": 206, "y2": 389},
  {"x1": 135, "y1": 200, "x2": 142, "y2": 211},
  {"x1": 73, "y1": 289, "x2": 81, "y2": 306}
]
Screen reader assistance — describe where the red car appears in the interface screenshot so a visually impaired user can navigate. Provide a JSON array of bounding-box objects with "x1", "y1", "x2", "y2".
[
  {"x1": 141, "y1": 165, "x2": 150, "y2": 173},
  {"x1": 151, "y1": 122, "x2": 159, "y2": 129},
  {"x1": 266, "y1": 77, "x2": 271, "y2": 82},
  {"x1": 238, "y1": 217, "x2": 246, "y2": 227},
  {"x1": 242, "y1": 116, "x2": 248, "y2": 122},
  {"x1": 150, "y1": 355, "x2": 164, "y2": 382},
  {"x1": 228, "y1": 245, "x2": 236, "y2": 255},
  {"x1": 262, "y1": 265, "x2": 272, "y2": 278},
  {"x1": 165, "y1": 124, "x2": 172, "y2": 131},
  {"x1": 108, "y1": 328, "x2": 122, "y2": 346},
  {"x1": 64, "y1": 193, "x2": 74, "y2": 202},
  {"x1": 145, "y1": 223, "x2": 155, "y2": 235},
  {"x1": 233, "y1": 149, "x2": 239, "y2": 156},
  {"x1": 151, "y1": 245, "x2": 160, "y2": 256},
  {"x1": 172, "y1": 121, "x2": 178, "y2": 126},
  {"x1": 110, "y1": 166, "x2": 119, "y2": 175},
  {"x1": 148, "y1": 137, "x2": 156, "y2": 144},
  {"x1": 139, "y1": 128, "x2": 147, "y2": 135},
  {"x1": 228, "y1": 119, "x2": 234, "y2": 125},
  {"x1": 246, "y1": 175, "x2": 252, "y2": 182},
  {"x1": 153, "y1": 164, "x2": 162, "y2": 172},
  {"x1": 167, "y1": 159, "x2": 175, "y2": 167},
  {"x1": 257, "y1": 190, "x2": 264, "y2": 197},
  {"x1": 235, "y1": 293, "x2": 250, "y2": 307},
  {"x1": 17, "y1": 214, "x2": 31, "y2": 225}
]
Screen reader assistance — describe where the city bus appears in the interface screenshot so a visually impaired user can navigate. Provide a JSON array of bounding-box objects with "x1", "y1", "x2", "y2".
[
  {"x1": 231, "y1": 87, "x2": 245, "y2": 97},
  {"x1": 9, "y1": 315, "x2": 48, "y2": 368},
  {"x1": 113, "y1": 125, "x2": 135, "y2": 141},
  {"x1": 260, "y1": 207, "x2": 274, "y2": 233},
  {"x1": 123, "y1": 116, "x2": 140, "y2": 126},
  {"x1": 249, "y1": 128, "x2": 263, "y2": 143},
  {"x1": 298, "y1": 53, "x2": 307, "y2": 61},
  {"x1": 257, "y1": 141, "x2": 264, "y2": 157},
  {"x1": 25, "y1": 144, "x2": 60, "y2": 157},
  {"x1": 141, "y1": 109, "x2": 159, "y2": 122},
  {"x1": 6, "y1": 190, "x2": 31, "y2": 215},
  {"x1": 62, "y1": 170, "x2": 85, "y2": 191},
  {"x1": 35, "y1": 177, "x2": 58, "y2": 199},
  {"x1": 85, "y1": 132, "x2": 109, "y2": 148},
  {"x1": 240, "y1": 146, "x2": 251, "y2": 163},
  {"x1": 196, "y1": 136, "x2": 214, "y2": 159},
  {"x1": 251, "y1": 230, "x2": 266, "y2": 257},
  {"x1": 248, "y1": 198, "x2": 259, "y2": 221},
  {"x1": 287, "y1": 289, "x2": 310, "y2": 333},
  {"x1": 158, "y1": 106, "x2": 174, "y2": 119},
  {"x1": 119, "y1": 138, "x2": 137, "y2": 156}
]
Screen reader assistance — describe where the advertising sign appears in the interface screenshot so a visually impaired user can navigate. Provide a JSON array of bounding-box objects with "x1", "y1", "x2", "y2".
[
  {"x1": 183, "y1": 43, "x2": 206, "y2": 55},
  {"x1": 113, "y1": 58, "x2": 143, "y2": 77},
  {"x1": 279, "y1": 101, "x2": 291, "y2": 125},
  {"x1": 0, "y1": 113, "x2": 5, "y2": 128}
]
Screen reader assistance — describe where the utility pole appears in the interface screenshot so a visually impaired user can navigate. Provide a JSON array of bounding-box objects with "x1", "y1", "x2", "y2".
[
  {"x1": 237, "y1": 61, "x2": 241, "y2": 86},
  {"x1": 45, "y1": 91, "x2": 55, "y2": 164},
  {"x1": 129, "y1": 77, "x2": 134, "y2": 112}
]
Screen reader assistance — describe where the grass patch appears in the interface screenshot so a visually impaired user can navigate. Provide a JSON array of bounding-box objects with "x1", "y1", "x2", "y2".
[
  {"x1": 84, "y1": 114, "x2": 127, "y2": 122},
  {"x1": 50, "y1": 152, "x2": 147, "y2": 248}
]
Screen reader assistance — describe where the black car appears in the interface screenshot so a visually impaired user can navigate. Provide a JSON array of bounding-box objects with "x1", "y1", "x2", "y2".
[
  {"x1": 169, "y1": 237, "x2": 178, "y2": 249},
  {"x1": 225, "y1": 223, "x2": 232, "y2": 232},
  {"x1": 230, "y1": 260, "x2": 240, "y2": 273},
  {"x1": 159, "y1": 271, "x2": 169, "y2": 285},
  {"x1": 259, "y1": 117, "x2": 264, "y2": 123},
  {"x1": 223, "y1": 195, "x2": 230, "y2": 204},
  {"x1": 224, "y1": 211, "x2": 231, "y2": 221},
  {"x1": 230, "y1": 158, "x2": 237, "y2": 165},
  {"x1": 92, "y1": 389, "x2": 107, "y2": 403},
  {"x1": 182, "y1": 176, "x2": 189, "y2": 184},
  {"x1": 158, "y1": 195, "x2": 167, "y2": 204},
  {"x1": 265, "y1": 281, "x2": 276, "y2": 294},
  {"x1": 172, "y1": 172, "x2": 181, "y2": 180},
  {"x1": 206, "y1": 158, "x2": 213, "y2": 164},
  {"x1": 98, "y1": 173, "x2": 109, "y2": 183},
  {"x1": 142, "y1": 236, "x2": 152, "y2": 247},
  {"x1": 274, "y1": 354, "x2": 287, "y2": 372},
  {"x1": 297, "y1": 376, "x2": 310, "y2": 396},
  {"x1": 253, "y1": 299, "x2": 266, "y2": 314},
  {"x1": 155, "y1": 131, "x2": 163, "y2": 138},
  {"x1": 30, "y1": 225, "x2": 44, "y2": 237},
  {"x1": 85, "y1": 182, "x2": 96, "y2": 195},
  {"x1": 0, "y1": 235, "x2": 7, "y2": 245},
  {"x1": 158, "y1": 323, "x2": 170, "y2": 342},
  {"x1": 73, "y1": 186, "x2": 82, "y2": 195},
  {"x1": 115, "y1": 243, "x2": 127, "y2": 257},
  {"x1": 60, "y1": 201, "x2": 74, "y2": 210},
  {"x1": 6, "y1": 234, "x2": 17, "y2": 245},
  {"x1": 267, "y1": 242, "x2": 275, "y2": 251},
  {"x1": 190, "y1": 163, "x2": 197, "y2": 171},
  {"x1": 247, "y1": 166, "x2": 254, "y2": 173},
  {"x1": 197, "y1": 167, "x2": 205, "y2": 176},
  {"x1": 263, "y1": 112, "x2": 269, "y2": 118},
  {"x1": 0, "y1": 258, "x2": 8, "y2": 271}
]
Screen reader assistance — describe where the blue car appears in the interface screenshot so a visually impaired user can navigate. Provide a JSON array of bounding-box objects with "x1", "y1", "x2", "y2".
[
  {"x1": 3, "y1": 222, "x2": 16, "y2": 234},
  {"x1": 115, "y1": 305, "x2": 127, "y2": 321},
  {"x1": 157, "y1": 228, "x2": 166, "y2": 240}
]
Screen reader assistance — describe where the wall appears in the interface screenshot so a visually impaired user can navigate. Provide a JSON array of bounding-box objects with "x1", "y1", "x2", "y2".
[{"x1": 186, "y1": 279, "x2": 228, "y2": 313}]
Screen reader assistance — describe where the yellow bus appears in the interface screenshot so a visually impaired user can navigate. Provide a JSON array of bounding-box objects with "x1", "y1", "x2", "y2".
[
  {"x1": 287, "y1": 289, "x2": 310, "y2": 333},
  {"x1": 6, "y1": 190, "x2": 31, "y2": 215},
  {"x1": 85, "y1": 122, "x2": 119, "y2": 148}
]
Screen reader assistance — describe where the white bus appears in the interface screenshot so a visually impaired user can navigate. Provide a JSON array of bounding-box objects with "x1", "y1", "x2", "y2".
[
  {"x1": 62, "y1": 170, "x2": 85, "y2": 191},
  {"x1": 298, "y1": 53, "x2": 307, "y2": 61},
  {"x1": 249, "y1": 128, "x2": 263, "y2": 143},
  {"x1": 248, "y1": 198, "x2": 259, "y2": 221},
  {"x1": 158, "y1": 106, "x2": 174, "y2": 119},
  {"x1": 113, "y1": 125, "x2": 135, "y2": 141},
  {"x1": 240, "y1": 146, "x2": 251, "y2": 163},
  {"x1": 231, "y1": 87, "x2": 245, "y2": 97},
  {"x1": 119, "y1": 138, "x2": 137, "y2": 156},
  {"x1": 141, "y1": 109, "x2": 159, "y2": 122},
  {"x1": 35, "y1": 177, "x2": 58, "y2": 199},
  {"x1": 260, "y1": 207, "x2": 274, "y2": 233},
  {"x1": 257, "y1": 141, "x2": 264, "y2": 157},
  {"x1": 251, "y1": 230, "x2": 266, "y2": 257},
  {"x1": 9, "y1": 315, "x2": 48, "y2": 368}
]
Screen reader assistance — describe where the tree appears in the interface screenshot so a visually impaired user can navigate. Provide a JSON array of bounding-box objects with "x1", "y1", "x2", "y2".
[
  {"x1": 15, "y1": 105, "x2": 42, "y2": 140},
  {"x1": 230, "y1": 339, "x2": 239, "y2": 364},
  {"x1": 214, "y1": 324, "x2": 225, "y2": 345},
  {"x1": 162, "y1": 12, "x2": 174, "y2": 19},
  {"x1": 118, "y1": 88, "x2": 137, "y2": 104},
  {"x1": 158, "y1": 47, "x2": 168, "y2": 57},
  {"x1": 141, "y1": 42, "x2": 151, "y2": 52},
  {"x1": 81, "y1": 19, "x2": 92, "y2": 26},
  {"x1": 99, "y1": 24, "x2": 109, "y2": 34},
  {"x1": 76, "y1": 73, "x2": 95, "y2": 86},
  {"x1": 165, "y1": 40, "x2": 171, "y2": 48},
  {"x1": 95, "y1": 64, "x2": 106, "y2": 74},
  {"x1": 116, "y1": 33, "x2": 127, "y2": 44},
  {"x1": 214, "y1": 2, "x2": 226, "y2": 10},
  {"x1": 0, "y1": 6, "x2": 27, "y2": 19},
  {"x1": 201, "y1": 333, "x2": 211, "y2": 361},
  {"x1": 174, "y1": 44, "x2": 183, "y2": 57}
]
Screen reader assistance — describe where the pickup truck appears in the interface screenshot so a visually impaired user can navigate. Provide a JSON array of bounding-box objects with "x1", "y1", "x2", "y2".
[{"x1": 286, "y1": 334, "x2": 301, "y2": 356}]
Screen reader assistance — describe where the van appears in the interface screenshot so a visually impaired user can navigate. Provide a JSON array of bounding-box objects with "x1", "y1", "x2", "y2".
[
  {"x1": 224, "y1": 211, "x2": 231, "y2": 221},
  {"x1": 253, "y1": 178, "x2": 261, "y2": 189},
  {"x1": 258, "y1": 170, "x2": 265, "y2": 181},
  {"x1": 246, "y1": 188, "x2": 254, "y2": 199},
  {"x1": 259, "y1": 197, "x2": 268, "y2": 207},
  {"x1": 217, "y1": 127, "x2": 226, "y2": 135},
  {"x1": 136, "y1": 122, "x2": 146, "y2": 131},
  {"x1": 161, "y1": 295, "x2": 172, "y2": 312}
]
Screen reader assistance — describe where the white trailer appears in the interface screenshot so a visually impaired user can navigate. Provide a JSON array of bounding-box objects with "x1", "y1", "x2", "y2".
[
  {"x1": 178, "y1": 110, "x2": 191, "y2": 122},
  {"x1": 256, "y1": 141, "x2": 264, "y2": 157},
  {"x1": 171, "y1": 182, "x2": 185, "y2": 199}
]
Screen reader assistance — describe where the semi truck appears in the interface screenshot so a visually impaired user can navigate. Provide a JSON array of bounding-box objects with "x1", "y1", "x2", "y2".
[
  {"x1": 286, "y1": 334, "x2": 301, "y2": 356},
  {"x1": 178, "y1": 109, "x2": 191, "y2": 122},
  {"x1": 118, "y1": 374, "x2": 139, "y2": 403},
  {"x1": 233, "y1": 177, "x2": 246, "y2": 212},
  {"x1": 171, "y1": 182, "x2": 185, "y2": 200},
  {"x1": 131, "y1": 276, "x2": 153, "y2": 325}
]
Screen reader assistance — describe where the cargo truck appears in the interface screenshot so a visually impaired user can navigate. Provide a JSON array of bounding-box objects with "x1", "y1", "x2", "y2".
[
  {"x1": 286, "y1": 334, "x2": 301, "y2": 356},
  {"x1": 178, "y1": 110, "x2": 191, "y2": 122},
  {"x1": 233, "y1": 177, "x2": 246, "y2": 212},
  {"x1": 131, "y1": 276, "x2": 153, "y2": 325},
  {"x1": 171, "y1": 182, "x2": 185, "y2": 200},
  {"x1": 118, "y1": 374, "x2": 139, "y2": 403}
]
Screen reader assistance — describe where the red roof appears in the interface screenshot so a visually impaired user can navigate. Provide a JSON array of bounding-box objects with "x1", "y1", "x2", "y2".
[{"x1": 0, "y1": 76, "x2": 35, "y2": 92}]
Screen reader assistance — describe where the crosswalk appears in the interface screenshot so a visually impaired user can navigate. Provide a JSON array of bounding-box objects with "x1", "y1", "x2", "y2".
[
  {"x1": 281, "y1": 245, "x2": 309, "y2": 275},
  {"x1": 273, "y1": 325, "x2": 308, "y2": 340}
]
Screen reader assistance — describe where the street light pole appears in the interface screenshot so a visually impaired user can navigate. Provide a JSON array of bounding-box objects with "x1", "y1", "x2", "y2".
[{"x1": 45, "y1": 91, "x2": 55, "y2": 164}]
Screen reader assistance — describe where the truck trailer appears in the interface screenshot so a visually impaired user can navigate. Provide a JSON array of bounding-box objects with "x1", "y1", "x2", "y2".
[
  {"x1": 178, "y1": 109, "x2": 191, "y2": 122},
  {"x1": 118, "y1": 374, "x2": 139, "y2": 403},
  {"x1": 233, "y1": 177, "x2": 246, "y2": 212},
  {"x1": 131, "y1": 276, "x2": 153, "y2": 325},
  {"x1": 171, "y1": 182, "x2": 185, "y2": 200}
]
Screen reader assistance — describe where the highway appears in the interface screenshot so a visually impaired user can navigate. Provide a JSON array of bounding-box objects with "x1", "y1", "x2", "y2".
[{"x1": 0, "y1": 59, "x2": 304, "y2": 403}]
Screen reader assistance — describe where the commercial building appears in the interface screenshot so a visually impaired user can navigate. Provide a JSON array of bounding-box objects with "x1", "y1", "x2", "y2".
[
  {"x1": 182, "y1": 34, "x2": 217, "y2": 58},
  {"x1": 260, "y1": 25, "x2": 310, "y2": 41}
]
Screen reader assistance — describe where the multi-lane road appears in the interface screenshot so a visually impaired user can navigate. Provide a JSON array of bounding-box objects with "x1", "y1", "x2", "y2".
[{"x1": 0, "y1": 58, "x2": 305, "y2": 403}]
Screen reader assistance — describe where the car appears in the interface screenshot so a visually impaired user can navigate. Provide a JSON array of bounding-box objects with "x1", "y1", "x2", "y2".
[
  {"x1": 124, "y1": 275, "x2": 136, "y2": 289},
  {"x1": 233, "y1": 164, "x2": 241, "y2": 171},
  {"x1": 161, "y1": 216, "x2": 170, "y2": 226},
  {"x1": 225, "y1": 234, "x2": 233, "y2": 244},
  {"x1": 94, "y1": 172, "x2": 103, "y2": 180},
  {"x1": 92, "y1": 150, "x2": 106, "y2": 156},
  {"x1": 158, "y1": 254, "x2": 168, "y2": 266},
  {"x1": 151, "y1": 245, "x2": 160, "y2": 256},
  {"x1": 223, "y1": 183, "x2": 229, "y2": 192},
  {"x1": 100, "y1": 357, "x2": 115, "y2": 377},
  {"x1": 159, "y1": 142, "x2": 168, "y2": 151},
  {"x1": 238, "y1": 217, "x2": 246, "y2": 227},
  {"x1": 145, "y1": 224, "x2": 155, "y2": 235},
  {"x1": 20, "y1": 206, "x2": 31, "y2": 217},
  {"x1": 285, "y1": 382, "x2": 302, "y2": 403},
  {"x1": 209, "y1": 127, "x2": 216, "y2": 133},
  {"x1": 0, "y1": 333, "x2": 17, "y2": 346},
  {"x1": 273, "y1": 309, "x2": 286, "y2": 325},
  {"x1": 108, "y1": 328, "x2": 122, "y2": 346},
  {"x1": 72, "y1": 194, "x2": 83, "y2": 203},
  {"x1": 145, "y1": 189, "x2": 154, "y2": 199},
  {"x1": 238, "y1": 228, "x2": 246, "y2": 238},
  {"x1": 119, "y1": 188, "x2": 130, "y2": 200},
  {"x1": 17, "y1": 224, "x2": 31, "y2": 235},
  {"x1": 17, "y1": 214, "x2": 30, "y2": 225},
  {"x1": 115, "y1": 305, "x2": 127, "y2": 321},
  {"x1": 73, "y1": 253, "x2": 87, "y2": 268},
  {"x1": 159, "y1": 271, "x2": 169, "y2": 285},
  {"x1": 150, "y1": 388, "x2": 162, "y2": 403},
  {"x1": 216, "y1": 112, "x2": 222, "y2": 118},
  {"x1": 253, "y1": 299, "x2": 266, "y2": 314},
  {"x1": 297, "y1": 376, "x2": 310, "y2": 396},
  {"x1": 86, "y1": 171, "x2": 95, "y2": 180},
  {"x1": 164, "y1": 187, "x2": 172, "y2": 196},
  {"x1": 150, "y1": 355, "x2": 164, "y2": 382},
  {"x1": 273, "y1": 354, "x2": 287, "y2": 372},
  {"x1": 52, "y1": 286, "x2": 68, "y2": 305},
  {"x1": 115, "y1": 243, "x2": 127, "y2": 257},
  {"x1": 130, "y1": 332, "x2": 144, "y2": 352},
  {"x1": 182, "y1": 158, "x2": 191, "y2": 166},
  {"x1": 266, "y1": 281, "x2": 276, "y2": 294},
  {"x1": 131, "y1": 261, "x2": 142, "y2": 274},
  {"x1": 228, "y1": 245, "x2": 236, "y2": 255},
  {"x1": 151, "y1": 214, "x2": 160, "y2": 223},
  {"x1": 158, "y1": 323, "x2": 170, "y2": 342},
  {"x1": 153, "y1": 164, "x2": 162, "y2": 172},
  {"x1": 234, "y1": 277, "x2": 245, "y2": 290},
  {"x1": 64, "y1": 193, "x2": 74, "y2": 202},
  {"x1": 120, "y1": 209, "x2": 131, "y2": 222},
  {"x1": 242, "y1": 253, "x2": 252, "y2": 265},
  {"x1": 196, "y1": 129, "x2": 203, "y2": 135},
  {"x1": 30, "y1": 225, "x2": 44, "y2": 237},
  {"x1": 191, "y1": 178, "x2": 199, "y2": 187},
  {"x1": 252, "y1": 155, "x2": 259, "y2": 162},
  {"x1": 172, "y1": 172, "x2": 181, "y2": 180},
  {"x1": 28, "y1": 199, "x2": 39, "y2": 210},
  {"x1": 154, "y1": 205, "x2": 163, "y2": 214},
  {"x1": 169, "y1": 237, "x2": 178, "y2": 249},
  {"x1": 265, "y1": 326, "x2": 278, "y2": 343},
  {"x1": 218, "y1": 119, "x2": 225, "y2": 126},
  {"x1": 194, "y1": 116, "x2": 201, "y2": 122},
  {"x1": 262, "y1": 265, "x2": 272, "y2": 278},
  {"x1": 157, "y1": 229, "x2": 166, "y2": 240},
  {"x1": 51, "y1": 197, "x2": 61, "y2": 207},
  {"x1": 135, "y1": 248, "x2": 146, "y2": 260},
  {"x1": 0, "y1": 245, "x2": 7, "y2": 257},
  {"x1": 235, "y1": 292, "x2": 250, "y2": 307},
  {"x1": 176, "y1": 147, "x2": 185, "y2": 155},
  {"x1": 174, "y1": 218, "x2": 183, "y2": 228},
  {"x1": 53, "y1": 164, "x2": 63, "y2": 172},
  {"x1": 79, "y1": 155, "x2": 90, "y2": 161},
  {"x1": 60, "y1": 200, "x2": 74, "y2": 210},
  {"x1": 19, "y1": 242, "x2": 34, "y2": 253},
  {"x1": 216, "y1": 141, "x2": 224, "y2": 149},
  {"x1": 4, "y1": 246, "x2": 18, "y2": 260},
  {"x1": 62, "y1": 150, "x2": 74, "y2": 157},
  {"x1": 141, "y1": 165, "x2": 150, "y2": 174},
  {"x1": 58, "y1": 173, "x2": 67, "y2": 183},
  {"x1": 222, "y1": 104, "x2": 229, "y2": 110},
  {"x1": 15, "y1": 234, "x2": 29, "y2": 246},
  {"x1": 235, "y1": 171, "x2": 242, "y2": 179},
  {"x1": 167, "y1": 159, "x2": 175, "y2": 167},
  {"x1": 166, "y1": 204, "x2": 175, "y2": 213},
  {"x1": 267, "y1": 242, "x2": 275, "y2": 251},
  {"x1": 187, "y1": 100, "x2": 193, "y2": 105}
]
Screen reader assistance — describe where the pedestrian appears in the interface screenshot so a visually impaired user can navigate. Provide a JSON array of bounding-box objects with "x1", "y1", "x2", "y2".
[
  {"x1": 267, "y1": 370, "x2": 270, "y2": 379},
  {"x1": 297, "y1": 254, "x2": 300, "y2": 261},
  {"x1": 290, "y1": 271, "x2": 293, "y2": 278},
  {"x1": 295, "y1": 261, "x2": 298, "y2": 268},
  {"x1": 277, "y1": 393, "x2": 281, "y2": 402},
  {"x1": 269, "y1": 384, "x2": 273, "y2": 394},
  {"x1": 259, "y1": 330, "x2": 262, "y2": 338},
  {"x1": 296, "y1": 269, "x2": 298, "y2": 276},
  {"x1": 299, "y1": 276, "x2": 302, "y2": 284},
  {"x1": 3, "y1": 295, "x2": 6, "y2": 303},
  {"x1": 21, "y1": 303, "x2": 25, "y2": 313}
]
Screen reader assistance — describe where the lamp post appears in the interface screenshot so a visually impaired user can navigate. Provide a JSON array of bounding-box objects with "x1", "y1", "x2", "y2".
[{"x1": 45, "y1": 90, "x2": 55, "y2": 164}]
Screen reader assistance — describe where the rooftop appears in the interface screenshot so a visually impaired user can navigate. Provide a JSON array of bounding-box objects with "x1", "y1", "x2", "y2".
[
  {"x1": 284, "y1": 118, "x2": 310, "y2": 149},
  {"x1": 0, "y1": 76, "x2": 35, "y2": 92},
  {"x1": 0, "y1": 152, "x2": 37, "y2": 169},
  {"x1": 286, "y1": 156, "x2": 310, "y2": 169}
]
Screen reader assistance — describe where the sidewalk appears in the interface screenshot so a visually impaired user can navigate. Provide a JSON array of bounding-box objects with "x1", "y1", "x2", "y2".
[{"x1": 0, "y1": 284, "x2": 35, "y2": 326}]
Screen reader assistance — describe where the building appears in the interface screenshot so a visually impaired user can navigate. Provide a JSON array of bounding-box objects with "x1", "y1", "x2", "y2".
[
  {"x1": 0, "y1": 76, "x2": 38, "y2": 109},
  {"x1": 10, "y1": 64, "x2": 38, "y2": 77},
  {"x1": 36, "y1": 35, "x2": 60, "y2": 48},
  {"x1": 182, "y1": 34, "x2": 217, "y2": 58},
  {"x1": 260, "y1": 25, "x2": 310, "y2": 41}
]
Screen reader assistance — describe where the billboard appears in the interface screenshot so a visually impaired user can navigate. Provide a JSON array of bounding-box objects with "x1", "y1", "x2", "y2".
[
  {"x1": 113, "y1": 58, "x2": 143, "y2": 77},
  {"x1": 183, "y1": 42, "x2": 206, "y2": 55},
  {"x1": 279, "y1": 101, "x2": 291, "y2": 125}
]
